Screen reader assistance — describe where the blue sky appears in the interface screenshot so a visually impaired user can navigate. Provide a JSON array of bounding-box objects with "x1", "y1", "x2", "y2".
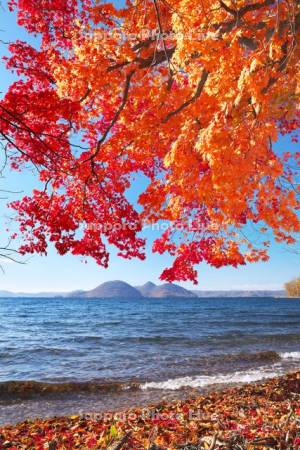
[{"x1": 0, "y1": 3, "x2": 299, "y2": 293}]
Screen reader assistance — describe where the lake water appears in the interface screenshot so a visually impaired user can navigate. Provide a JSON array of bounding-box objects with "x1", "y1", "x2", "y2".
[{"x1": 0, "y1": 296, "x2": 299, "y2": 424}]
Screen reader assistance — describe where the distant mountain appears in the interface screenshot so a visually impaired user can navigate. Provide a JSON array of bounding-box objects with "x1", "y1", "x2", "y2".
[
  {"x1": 0, "y1": 290, "x2": 17, "y2": 297},
  {"x1": 0, "y1": 290, "x2": 66, "y2": 298},
  {"x1": 0, "y1": 283, "x2": 287, "y2": 299},
  {"x1": 136, "y1": 281, "x2": 157, "y2": 297},
  {"x1": 79, "y1": 281, "x2": 143, "y2": 299},
  {"x1": 136, "y1": 282, "x2": 197, "y2": 298},
  {"x1": 65, "y1": 290, "x2": 85, "y2": 298},
  {"x1": 192, "y1": 290, "x2": 286, "y2": 298}
]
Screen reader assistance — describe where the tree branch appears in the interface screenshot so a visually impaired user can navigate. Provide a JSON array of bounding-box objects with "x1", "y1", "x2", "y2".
[
  {"x1": 153, "y1": 0, "x2": 173, "y2": 79},
  {"x1": 219, "y1": 0, "x2": 275, "y2": 20},
  {"x1": 85, "y1": 70, "x2": 135, "y2": 162},
  {"x1": 162, "y1": 69, "x2": 209, "y2": 123}
]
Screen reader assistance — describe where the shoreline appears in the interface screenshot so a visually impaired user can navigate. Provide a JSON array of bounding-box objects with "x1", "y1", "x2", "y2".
[
  {"x1": 0, "y1": 370, "x2": 299, "y2": 449},
  {"x1": 0, "y1": 357, "x2": 299, "y2": 426}
]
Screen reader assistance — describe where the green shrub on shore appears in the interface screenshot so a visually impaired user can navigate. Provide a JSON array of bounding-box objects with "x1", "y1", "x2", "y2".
[{"x1": 285, "y1": 277, "x2": 300, "y2": 297}]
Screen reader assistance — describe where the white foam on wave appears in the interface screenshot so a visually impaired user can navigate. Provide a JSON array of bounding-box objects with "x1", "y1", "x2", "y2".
[
  {"x1": 280, "y1": 351, "x2": 300, "y2": 359},
  {"x1": 141, "y1": 368, "x2": 281, "y2": 391}
]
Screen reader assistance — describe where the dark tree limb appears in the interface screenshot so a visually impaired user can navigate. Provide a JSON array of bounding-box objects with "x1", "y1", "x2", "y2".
[
  {"x1": 162, "y1": 69, "x2": 209, "y2": 123},
  {"x1": 85, "y1": 70, "x2": 135, "y2": 163}
]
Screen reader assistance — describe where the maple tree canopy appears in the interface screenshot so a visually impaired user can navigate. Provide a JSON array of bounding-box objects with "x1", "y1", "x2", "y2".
[{"x1": 0, "y1": 0, "x2": 299, "y2": 283}]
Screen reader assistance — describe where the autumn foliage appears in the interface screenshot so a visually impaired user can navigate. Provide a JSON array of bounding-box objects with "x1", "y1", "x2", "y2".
[{"x1": 1, "y1": 0, "x2": 300, "y2": 282}]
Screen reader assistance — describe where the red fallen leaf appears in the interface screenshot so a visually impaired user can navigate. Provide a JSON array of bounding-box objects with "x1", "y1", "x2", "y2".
[
  {"x1": 87, "y1": 437, "x2": 97, "y2": 448},
  {"x1": 228, "y1": 421, "x2": 238, "y2": 430},
  {"x1": 182, "y1": 405, "x2": 190, "y2": 414},
  {"x1": 256, "y1": 417, "x2": 264, "y2": 426}
]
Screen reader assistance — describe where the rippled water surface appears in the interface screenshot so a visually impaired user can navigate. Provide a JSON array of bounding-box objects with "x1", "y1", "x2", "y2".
[{"x1": 0, "y1": 296, "x2": 299, "y2": 423}]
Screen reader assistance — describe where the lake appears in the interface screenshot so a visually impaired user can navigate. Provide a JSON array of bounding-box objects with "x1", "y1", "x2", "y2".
[{"x1": 0, "y1": 296, "x2": 299, "y2": 424}]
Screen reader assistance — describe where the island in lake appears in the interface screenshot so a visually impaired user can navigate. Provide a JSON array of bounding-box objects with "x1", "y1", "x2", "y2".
[{"x1": 0, "y1": 280, "x2": 286, "y2": 298}]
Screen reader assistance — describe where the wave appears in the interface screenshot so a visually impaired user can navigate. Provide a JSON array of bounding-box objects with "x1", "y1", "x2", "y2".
[
  {"x1": 94, "y1": 321, "x2": 122, "y2": 326},
  {"x1": 141, "y1": 367, "x2": 281, "y2": 391},
  {"x1": 72, "y1": 336, "x2": 103, "y2": 343},
  {"x1": 176, "y1": 351, "x2": 281, "y2": 372},
  {"x1": 0, "y1": 350, "x2": 297, "y2": 400},
  {"x1": 207, "y1": 350, "x2": 280, "y2": 364},
  {"x1": 29, "y1": 347, "x2": 82, "y2": 356},
  {"x1": 280, "y1": 351, "x2": 300, "y2": 359},
  {"x1": 0, "y1": 347, "x2": 85, "y2": 358},
  {"x1": 0, "y1": 349, "x2": 291, "y2": 364},
  {"x1": 0, "y1": 352, "x2": 12, "y2": 359},
  {"x1": 110, "y1": 336, "x2": 195, "y2": 345},
  {"x1": 141, "y1": 351, "x2": 300, "y2": 391},
  {"x1": 0, "y1": 380, "x2": 140, "y2": 400}
]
